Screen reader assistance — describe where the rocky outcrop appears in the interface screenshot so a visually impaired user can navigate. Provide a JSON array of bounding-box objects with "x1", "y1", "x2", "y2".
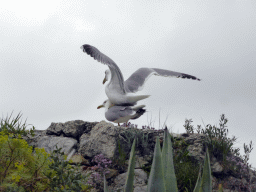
[
  {"x1": 22, "y1": 120, "x2": 256, "y2": 192},
  {"x1": 78, "y1": 122, "x2": 120, "y2": 159}
]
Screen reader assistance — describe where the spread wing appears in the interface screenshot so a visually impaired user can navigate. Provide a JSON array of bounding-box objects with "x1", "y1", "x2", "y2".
[
  {"x1": 81, "y1": 44, "x2": 125, "y2": 93},
  {"x1": 124, "y1": 68, "x2": 201, "y2": 93}
]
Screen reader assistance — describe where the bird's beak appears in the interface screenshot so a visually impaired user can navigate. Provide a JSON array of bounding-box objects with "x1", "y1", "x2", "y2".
[
  {"x1": 97, "y1": 105, "x2": 104, "y2": 109},
  {"x1": 103, "y1": 77, "x2": 107, "y2": 84}
]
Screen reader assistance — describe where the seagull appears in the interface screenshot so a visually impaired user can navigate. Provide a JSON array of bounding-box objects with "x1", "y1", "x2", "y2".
[
  {"x1": 97, "y1": 100, "x2": 146, "y2": 126},
  {"x1": 81, "y1": 44, "x2": 201, "y2": 106}
]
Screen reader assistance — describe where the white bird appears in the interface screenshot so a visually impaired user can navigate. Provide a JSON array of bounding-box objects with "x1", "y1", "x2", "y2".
[
  {"x1": 97, "y1": 100, "x2": 146, "y2": 126},
  {"x1": 81, "y1": 44, "x2": 201, "y2": 106}
]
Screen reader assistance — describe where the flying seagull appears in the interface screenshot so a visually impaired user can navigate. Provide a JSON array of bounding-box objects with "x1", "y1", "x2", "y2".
[
  {"x1": 97, "y1": 100, "x2": 146, "y2": 126},
  {"x1": 81, "y1": 44, "x2": 201, "y2": 106}
]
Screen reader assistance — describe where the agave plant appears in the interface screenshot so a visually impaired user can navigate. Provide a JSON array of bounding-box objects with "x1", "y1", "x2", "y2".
[{"x1": 104, "y1": 128, "x2": 213, "y2": 192}]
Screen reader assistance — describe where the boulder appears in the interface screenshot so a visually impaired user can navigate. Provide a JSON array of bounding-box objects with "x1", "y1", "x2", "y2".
[
  {"x1": 46, "y1": 120, "x2": 98, "y2": 139},
  {"x1": 109, "y1": 169, "x2": 147, "y2": 191},
  {"x1": 36, "y1": 135, "x2": 77, "y2": 155},
  {"x1": 78, "y1": 121, "x2": 120, "y2": 159}
]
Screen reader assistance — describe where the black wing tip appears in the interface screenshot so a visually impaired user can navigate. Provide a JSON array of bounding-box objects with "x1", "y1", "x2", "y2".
[
  {"x1": 179, "y1": 74, "x2": 201, "y2": 81},
  {"x1": 80, "y1": 44, "x2": 96, "y2": 54},
  {"x1": 80, "y1": 44, "x2": 91, "y2": 49}
]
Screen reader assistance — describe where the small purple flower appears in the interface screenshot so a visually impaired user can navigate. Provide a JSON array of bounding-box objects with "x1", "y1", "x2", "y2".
[{"x1": 87, "y1": 153, "x2": 112, "y2": 188}]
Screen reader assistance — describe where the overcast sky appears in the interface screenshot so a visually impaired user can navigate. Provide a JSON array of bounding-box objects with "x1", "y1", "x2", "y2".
[{"x1": 1, "y1": 0, "x2": 255, "y2": 168}]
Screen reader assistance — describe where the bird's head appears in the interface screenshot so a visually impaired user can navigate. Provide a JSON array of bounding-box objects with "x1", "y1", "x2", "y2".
[
  {"x1": 97, "y1": 99, "x2": 115, "y2": 109},
  {"x1": 103, "y1": 69, "x2": 111, "y2": 84}
]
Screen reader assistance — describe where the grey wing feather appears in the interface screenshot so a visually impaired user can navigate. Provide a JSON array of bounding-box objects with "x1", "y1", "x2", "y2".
[
  {"x1": 124, "y1": 67, "x2": 201, "y2": 93},
  {"x1": 105, "y1": 106, "x2": 133, "y2": 122},
  {"x1": 81, "y1": 44, "x2": 125, "y2": 93},
  {"x1": 81, "y1": 44, "x2": 116, "y2": 66}
]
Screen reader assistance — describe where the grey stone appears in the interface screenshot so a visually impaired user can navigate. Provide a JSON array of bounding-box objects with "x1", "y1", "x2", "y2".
[
  {"x1": 46, "y1": 120, "x2": 98, "y2": 138},
  {"x1": 21, "y1": 129, "x2": 47, "y2": 146},
  {"x1": 69, "y1": 154, "x2": 90, "y2": 165},
  {"x1": 36, "y1": 135, "x2": 77, "y2": 156},
  {"x1": 212, "y1": 161, "x2": 224, "y2": 173},
  {"x1": 134, "y1": 155, "x2": 149, "y2": 169},
  {"x1": 106, "y1": 169, "x2": 119, "y2": 179},
  {"x1": 134, "y1": 185, "x2": 147, "y2": 192},
  {"x1": 110, "y1": 169, "x2": 147, "y2": 191},
  {"x1": 78, "y1": 121, "x2": 119, "y2": 159}
]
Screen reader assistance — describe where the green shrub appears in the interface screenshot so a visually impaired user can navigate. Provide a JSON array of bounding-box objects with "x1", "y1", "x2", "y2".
[
  {"x1": 172, "y1": 137, "x2": 200, "y2": 191},
  {"x1": 0, "y1": 112, "x2": 91, "y2": 191},
  {"x1": 45, "y1": 146, "x2": 91, "y2": 192},
  {"x1": 0, "y1": 133, "x2": 51, "y2": 191},
  {"x1": 184, "y1": 115, "x2": 240, "y2": 171}
]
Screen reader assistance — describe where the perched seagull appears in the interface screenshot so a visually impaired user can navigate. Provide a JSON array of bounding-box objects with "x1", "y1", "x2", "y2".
[
  {"x1": 81, "y1": 44, "x2": 201, "y2": 106},
  {"x1": 97, "y1": 100, "x2": 146, "y2": 126}
]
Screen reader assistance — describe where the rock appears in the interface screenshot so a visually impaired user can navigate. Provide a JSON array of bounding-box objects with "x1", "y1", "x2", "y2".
[
  {"x1": 21, "y1": 129, "x2": 47, "y2": 146},
  {"x1": 66, "y1": 148, "x2": 76, "y2": 161},
  {"x1": 134, "y1": 155, "x2": 149, "y2": 169},
  {"x1": 69, "y1": 154, "x2": 90, "y2": 165},
  {"x1": 46, "y1": 120, "x2": 98, "y2": 138},
  {"x1": 106, "y1": 169, "x2": 119, "y2": 179},
  {"x1": 134, "y1": 185, "x2": 147, "y2": 192},
  {"x1": 46, "y1": 122, "x2": 64, "y2": 136},
  {"x1": 36, "y1": 135, "x2": 77, "y2": 155},
  {"x1": 212, "y1": 161, "x2": 224, "y2": 173},
  {"x1": 187, "y1": 142, "x2": 205, "y2": 163},
  {"x1": 110, "y1": 169, "x2": 147, "y2": 191},
  {"x1": 78, "y1": 121, "x2": 119, "y2": 159}
]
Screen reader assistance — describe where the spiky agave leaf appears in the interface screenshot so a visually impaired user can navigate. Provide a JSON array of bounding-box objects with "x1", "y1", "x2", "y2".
[
  {"x1": 104, "y1": 175, "x2": 109, "y2": 192},
  {"x1": 147, "y1": 136, "x2": 166, "y2": 192},
  {"x1": 124, "y1": 139, "x2": 136, "y2": 192},
  {"x1": 162, "y1": 128, "x2": 178, "y2": 192},
  {"x1": 199, "y1": 148, "x2": 212, "y2": 192},
  {"x1": 193, "y1": 165, "x2": 202, "y2": 192}
]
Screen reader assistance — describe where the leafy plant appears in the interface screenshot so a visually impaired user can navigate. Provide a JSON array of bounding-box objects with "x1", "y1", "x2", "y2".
[
  {"x1": 185, "y1": 115, "x2": 239, "y2": 170},
  {"x1": 184, "y1": 119, "x2": 194, "y2": 134},
  {"x1": 0, "y1": 132, "x2": 51, "y2": 191},
  {"x1": 120, "y1": 127, "x2": 151, "y2": 156},
  {"x1": 173, "y1": 139, "x2": 200, "y2": 191},
  {"x1": 124, "y1": 139, "x2": 136, "y2": 192},
  {"x1": 0, "y1": 112, "x2": 35, "y2": 137},
  {"x1": 44, "y1": 146, "x2": 90, "y2": 192},
  {"x1": 203, "y1": 114, "x2": 235, "y2": 163},
  {"x1": 147, "y1": 136, "x2": 166, "y2": 192},
  {"x1": 183, "y1": 114, "x2": 256, "y2": 191},
  {"x1": 162, "y1": 128, "x2": 178, "y2": 191}
]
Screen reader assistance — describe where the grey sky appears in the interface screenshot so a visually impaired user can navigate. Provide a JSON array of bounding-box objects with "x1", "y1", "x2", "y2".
[{"x1": 1, "y1": 0, "x2": 256, "y2": 167}]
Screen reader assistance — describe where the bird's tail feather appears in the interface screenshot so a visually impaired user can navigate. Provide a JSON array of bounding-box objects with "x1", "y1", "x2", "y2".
[
  {"x1": 131, "y1": 107, "x2": 146, "y2": 120},
  {"x1": 127, "y1": 95, "x2": 150, "y2": 104},
  {"x1": 131, "y1": 105, "x2": 146, "y2": 111}
]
